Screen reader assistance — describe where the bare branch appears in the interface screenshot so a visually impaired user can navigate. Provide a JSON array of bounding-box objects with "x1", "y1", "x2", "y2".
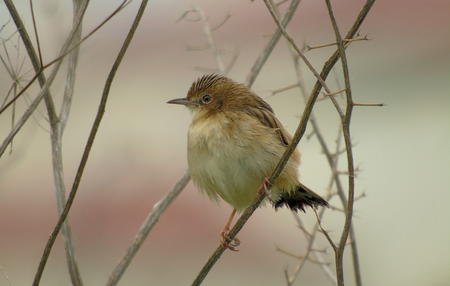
[
  {"x1": 106, "y1": 173, "x2": 190, "y2": 286},
  {"x1": 32, "y1": 0, "x2": 150, "y2": 284},
  {"x1": 323, "y1": 1, "x2": 376, "y2": 286}
]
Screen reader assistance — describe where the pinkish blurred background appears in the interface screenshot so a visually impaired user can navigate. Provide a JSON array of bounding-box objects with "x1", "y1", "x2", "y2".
[{"x1": 0, "y1": 0, "x2": 449, "y2": 285}]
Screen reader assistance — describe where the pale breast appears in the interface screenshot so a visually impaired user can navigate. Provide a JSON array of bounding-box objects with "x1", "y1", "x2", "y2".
[{"x1": 187, "y1": 111, "x2": 287, "y2": 210}]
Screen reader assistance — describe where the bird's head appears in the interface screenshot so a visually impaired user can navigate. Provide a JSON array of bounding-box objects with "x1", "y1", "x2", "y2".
[{"x1": 167, "y1": 74, "x2": 257, "y2": 114}]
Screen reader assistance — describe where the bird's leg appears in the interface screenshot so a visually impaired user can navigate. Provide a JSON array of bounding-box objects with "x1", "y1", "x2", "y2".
[
  {"x1": 258, "y1": 177, "x2": 274, "y2": 202},
  {"x1": 220, "y1": 208, "x2": 240, "y2": 251}
]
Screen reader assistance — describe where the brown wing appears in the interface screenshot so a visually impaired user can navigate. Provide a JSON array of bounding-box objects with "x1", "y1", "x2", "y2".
[{"x1": 243, "y1": 96, "x2": 291, "y2": 146}]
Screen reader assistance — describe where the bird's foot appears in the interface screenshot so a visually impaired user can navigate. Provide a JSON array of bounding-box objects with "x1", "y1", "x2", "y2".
[{"x1": 220, "y1": 230, "x2": 240, "y2": 251}]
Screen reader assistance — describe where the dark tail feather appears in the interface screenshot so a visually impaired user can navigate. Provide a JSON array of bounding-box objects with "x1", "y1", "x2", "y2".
[{"x1": 273, "y1": 183, "x2": 328, "y2": 212}]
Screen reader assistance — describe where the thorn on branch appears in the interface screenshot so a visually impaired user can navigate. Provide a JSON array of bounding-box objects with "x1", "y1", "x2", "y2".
[
  {"x1": 176, "y1": 9, "x2": 200, "y2": 23},
  {"x1": 353, "y1": 102, "x2": 384, "y2": 107},
  {"x1": 354, "y1": 192, "x2": 366, "y2": 201},
  {"x1": 269, "y1": 83, "x2": 299, "y2": 96},
  {"x1": 323, "y1": 88, "x2": 347, "y2": 98},
  {"x1": 306, "y1": 36, "x2": 369, "y2": 51},
  {"x1": 211, "y1": 13, "x2": 231, "y2": 31},
  {"x1": 328, "y1": 204, "x2": 345, "y2": 213}
]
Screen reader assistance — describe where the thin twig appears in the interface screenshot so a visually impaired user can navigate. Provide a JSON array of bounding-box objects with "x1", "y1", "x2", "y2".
[
  {"x1": 32, "y1": 0, "x2": 149, "y2": 285},
  {"x1": 106, "y1": 173, "x2": 190, "y2": 286}
]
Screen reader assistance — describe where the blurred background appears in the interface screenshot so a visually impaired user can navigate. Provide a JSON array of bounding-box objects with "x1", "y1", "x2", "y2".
[{"x1": 0, "y1": 0, "x2": 449, "y2": 285}]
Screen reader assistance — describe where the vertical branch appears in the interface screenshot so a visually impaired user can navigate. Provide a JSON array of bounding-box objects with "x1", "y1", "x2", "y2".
[
  {"x1": 48, "y1": 0, "x2": 86, "y2": 285},
  {"x1": 60, "y1": 0, "x2": 84, "y2": 133},
  {"x1": 324, "y1": 1, "x2": 359, "y2": 286},
  {"x1": 32, "y1": 0, "x2": 149, "y2": 285}
]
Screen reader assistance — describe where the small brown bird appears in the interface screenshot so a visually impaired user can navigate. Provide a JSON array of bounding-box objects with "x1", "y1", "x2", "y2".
[{"x1": 168, "y1": 74, "x2": 327, "y2": 249}]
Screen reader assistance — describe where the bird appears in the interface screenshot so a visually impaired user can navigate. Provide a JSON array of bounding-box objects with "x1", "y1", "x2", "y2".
[{"x1": 168, "y1": 74, "x2": 328, "y2": 250}]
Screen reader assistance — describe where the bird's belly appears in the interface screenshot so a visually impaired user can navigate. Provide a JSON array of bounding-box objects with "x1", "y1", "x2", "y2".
[{"x1": 188, "y1": 127, "x2": 273, "y2": 210}]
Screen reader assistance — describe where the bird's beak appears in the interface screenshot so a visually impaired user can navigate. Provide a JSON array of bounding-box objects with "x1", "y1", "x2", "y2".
[{"x1": 167, "y1": 98, "x2": 194, "y2": 106}]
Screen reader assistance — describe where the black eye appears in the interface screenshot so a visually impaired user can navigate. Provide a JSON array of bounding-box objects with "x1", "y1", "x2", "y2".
[{"x1": 201, "y1": 94, "x2": 212, "y2": 104}]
